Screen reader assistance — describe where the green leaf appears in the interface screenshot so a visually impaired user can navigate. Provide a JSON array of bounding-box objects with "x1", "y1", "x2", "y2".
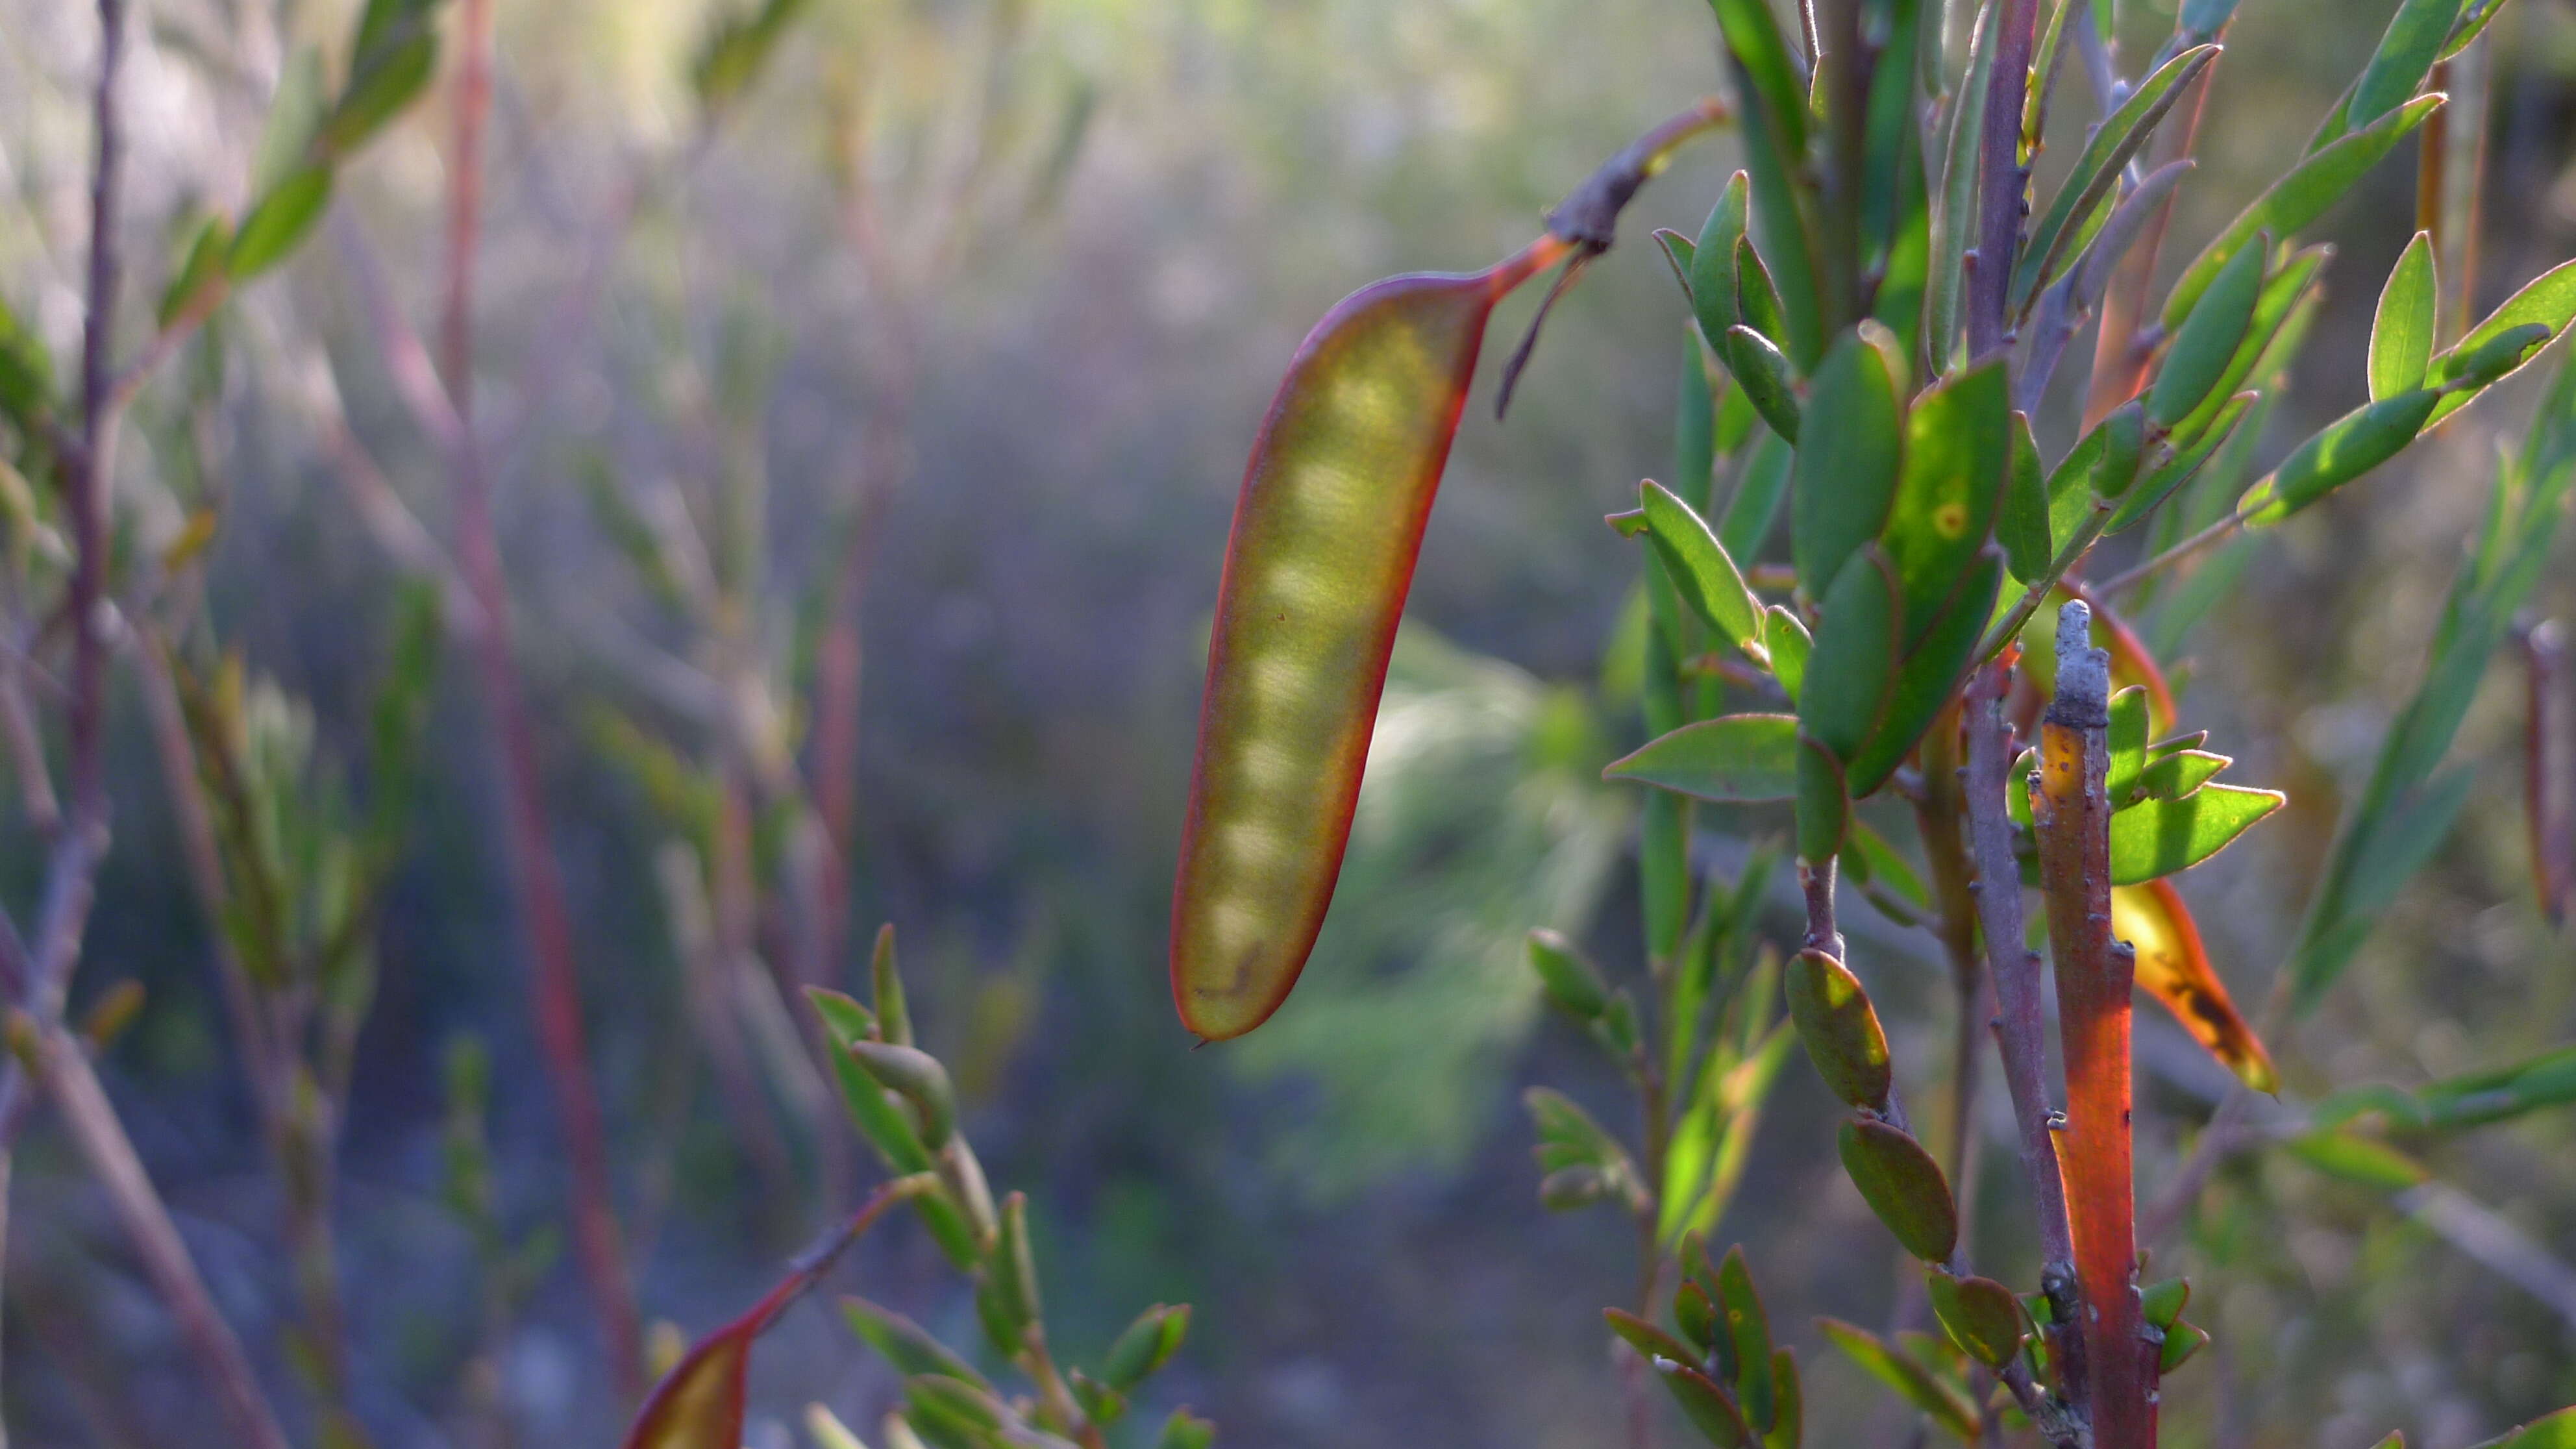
[
  {"x1": 1846, "y1": 550, "x2": 2003, "y2": 796},
  {"x1": 806, "y1": 986, "x2": 876, "y2": 1046},
  {"x1": 871, "y1": 923, "x2": 913, "y2": 1046},
  {"x1": 1707, "y1": 0, "x2": 1807, "y2": 158},
  {"x1": 2141, "y1": 1277, "x2": 2190, "y2": 1331},
  {"x1": 2238, "y1": 390, "x2": 2440, "y2": 525},
  {"x1": 1724, "y1": 327, "x2": 1803, "y2": 444},
  {"x1": 1641, "y1": 480, "x2": 1765, "y2": 653},
  {"x1": 1837, "y1": 1119, "x2": 1958, "y2": 1262},
  {"x1": 1100, "y1": 1304, "x2": 1189, "y2": 1390},
  {"x1": 2149, "y1": 238, "x2": 2265, "y2": 427},
  {"x1": 1692, "y1": 175, "x2": 1752, "y2": 350},
  {"x1": 843, "y1": 1299, "x2": 993, "y2": 1389},
  {"x1": 2163, "y1": 94, "x2": 2443, "y2": 330},
  {"x1": 2101, "y1": 687, "x2": 2151, "y2": 802},
  {"x1": 2442, "y1": 0, "x2": 2519, "y2": 62},
  {"x1": 2107, "y1": 782, "x2": 2284, "y2": 884},
  {"x1": 1764, "y1": 605, "x2": 1811, "y2": 705},
  {"x1": 1799, "y1": 547, "x2": 1901, "y2": 762},
  {"x1": 1926, "y1": 1271, "x2": 2028, "y2": 1368},
  {"x1": 2128, "y1": 747, "x2": 2231, "y2": 805},
  {"x1": 1997, "y1": 412, "x2": 2048, "y2": 584},
  {"x1": 1818, "y1": 1319, "x2": 1979, "y2": 1440},
  {"x1": 2109, "y1": 391, "x2": 2253, "y2": 534},
  {"x1": 2330, "y1": 0, "x2": 2468, "y2": 145},
  {"x1": 2169, "y1": 243, "x2": 2332, "y2": 444},
  {"x1": 1881, "y1": 362, "x2": 2009, "y2": 648},
  {"x1": 1527, "y1": 1087, "x2": 1639, "y2": 1177},
  {"x1": 2414, "y1": 1044, "x2": 2576, "y2": 1130},
  {"x1": 2288, "y1": 1130, "x2": 2428, "y2": 1189},
  {"x1": 849, "y1": 1041, "x2": 955, "y2": 1148},
  {"x1": 1527, "y1": 929, "x2": 1611, "y2": 1019},
  {"x1": 1657, "y1": 230, "x2": 1700, "y2": 308},
  {"x1": 2014, "y1": 45, "x2": 2221, "y2": 316},
  {"x1": 2371, "y1": 232, "x2": 2439, "y2": 401},
  {"x1": 1722, "y1": 430, "x2": 1795, "y2": 563},
  {"x1": 321, "y1": 30, "x2": 436, "y2": 156},
  {"x1": 1607, "y1": 713, "x2": 1801, "y2": 802},
  {"x1": 1787, "y1": 948, "x2": 1892, "y2": 1110},
  {"x1": 1736, "y1": 237, "x2": 1790, "y2": 356},
  {"x1": 1792, "y1": 335, "x2": 1903, "y2": 593},
  {"x1": 2431, "y1": 321, "x2": 2558, "y2": 404},
  {"x1": 1605, "y1": 1307, "x2": 1700, "y2": 1368},
  {"x1": 1796, "y1": 736, "x2": 1850, "y2": 862},
  {"x1": 158, "y1": 215, "x2": 234, "y2": 328},
  {"x1": 229, "y1": 166, "x2": 335, "y2": 282},
  {"x1": 1155, "y1": 1409, "x2": 1217, "y2": 1449},
  {"x1": 2160, "y1": 1321, "x2": 2211, "y2": 1373},
  {"x1": 1714, "y1": 1246, "x2": 1779, "y2": 1432},
  {"x1": 253, "y1": 47, "x2": 328, "y2": 193},
  {"x1": 1654, "y1": 1359, "x2": 1753, "y2": 1448}
]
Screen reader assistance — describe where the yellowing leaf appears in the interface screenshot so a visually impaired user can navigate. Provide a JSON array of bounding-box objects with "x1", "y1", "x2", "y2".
[{"x1": 2114, "y1": 880, "x2": 2277, "y2": 1093}]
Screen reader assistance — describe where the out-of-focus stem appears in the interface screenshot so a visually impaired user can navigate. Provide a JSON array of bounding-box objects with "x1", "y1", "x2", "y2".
[
  {"x1": 2030, "y1": 601, "x2": 2146, "y2": 1448},
  {"x1": 437, "y1": 0, "x2": 643, "y2": 1393},
  {"x1": 2526, "y1": 621, "x2": 2572, "y2": 923},
  {"x1": 36, "y1": 1026, "x2": 290, "y2": 1449}
]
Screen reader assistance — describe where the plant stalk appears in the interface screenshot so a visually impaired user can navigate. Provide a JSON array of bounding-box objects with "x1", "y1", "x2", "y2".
[
  {"x1": 438, "y1": 0, "x2": 643, "y2": 1392},
  {"x1": 1966, "y1": 0, "x2": 2042, "y2": 360},
  {"x1": 2029, "y1": 601, "x2": 2147, "y2": 1448}
]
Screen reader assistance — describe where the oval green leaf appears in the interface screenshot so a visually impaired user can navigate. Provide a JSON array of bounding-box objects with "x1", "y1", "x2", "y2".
[
  {"x1": 1787, "y1": 948, "x2": 1892, "y2": 1110},
  {"x1": 1837, "y1": 1119, "x2": 1959, "y2": 1263},
  {"x1": 1606, "y1": 713, "x2": 1801, "y2": 802}
]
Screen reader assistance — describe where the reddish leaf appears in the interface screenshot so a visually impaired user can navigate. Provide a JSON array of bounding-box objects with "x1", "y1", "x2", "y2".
[{"x1": 2115, "y1": 880, "x2": 2278, "y2": 1093}]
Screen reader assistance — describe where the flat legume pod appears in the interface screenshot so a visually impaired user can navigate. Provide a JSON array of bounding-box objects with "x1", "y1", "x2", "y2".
[{"x1": 1171, "y1": 237, "x2": 1568, "y2": 1041}]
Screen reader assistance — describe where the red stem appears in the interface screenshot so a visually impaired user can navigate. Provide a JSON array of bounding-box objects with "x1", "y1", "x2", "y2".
[
  {"x1": 2029, "y1": 603, "x2": 2145, "y2": 1447},
  {"x1": 439, "y1": 0, "x2": 643, "y2": 1393}
]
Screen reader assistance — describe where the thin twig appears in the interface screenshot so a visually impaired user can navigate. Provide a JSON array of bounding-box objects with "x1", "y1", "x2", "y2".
[
  {"x1": 2089, "y1": 506, "x2": 2249, "y2": 599},
  {"x1": 1966, "y1": 0, "x2": 2042, "y2": 360},
  {"x1": 438, "y1": 0, "x2": 643, "y2": 1392},
  {"x1": 35, "y1": 1024, "x2": 291, "y2": 1449}
]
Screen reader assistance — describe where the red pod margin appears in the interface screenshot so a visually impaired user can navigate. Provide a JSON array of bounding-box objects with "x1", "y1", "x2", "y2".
[{"x1": 1170, "y1": 237, "x2": 1572, "y2": 1043}]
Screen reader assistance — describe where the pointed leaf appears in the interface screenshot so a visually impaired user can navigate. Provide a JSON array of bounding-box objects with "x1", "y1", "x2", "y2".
[
  {"x1": 2014, "y1": 45, "x2": 2221, "y2": 316},
  {"x1": 1837, "y1": 1119, "x2": 1958, "y2": 1263},
  {"x1": 1642, "y1": 479, "x2": 1765, "y2": 652},
  {"x1": 2109, "y1": 784, "x2": 2285, "y2": 884},
  {"x1": 1607, "y1": 714, "x2": 1802, "y2": 802},
  {"x1": 1817, "y1": 1319, "x2": 1979, "y2": 1440},
  {"x1": 1800, "y1": 547, "x2": 1902, "y2": 763},
  {"x1": 2149, "y1": 238, "x2": 2265, "y2": 427},
  {"x1": 1654, "y1": 1359, "x2": 1753, "y2": 1448},
  {"x1": 1883, "y1": 362, "x2": 2009, "y2": 648},
  {"x1": 1792, "y1": 335, "x2": 1903, "y2": 593},
  {"x1": 2372, "y1": 232, "x2": 2439, "y2": 401},
  {"x1": 2238, "y1": 390, "x2": 2440, "y2": 525},
  {"x1": 1724, "y1": 326, "x2": 1804, "y2": 443},
  {"x1": 2163, "y1": 95, "x2": 2443, "y2": 330}
]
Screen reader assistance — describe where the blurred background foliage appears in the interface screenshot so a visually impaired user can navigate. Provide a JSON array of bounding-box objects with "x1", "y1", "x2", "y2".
[{"x1": 2, "y1": 0, "x2": 2575, "y2": 1445}]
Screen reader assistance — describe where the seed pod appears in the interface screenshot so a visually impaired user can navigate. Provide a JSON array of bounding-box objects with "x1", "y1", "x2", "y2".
[
  {"x1": 1836, "y1": 1119, "x2": 1959, "y2": 1263},
  {"x1": 1785, "y1": 949, "x2": 1892, "y2": 1111},
  {"x1": 1171, "y1": 238, "x2": 1572, "y2": 1042}
]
